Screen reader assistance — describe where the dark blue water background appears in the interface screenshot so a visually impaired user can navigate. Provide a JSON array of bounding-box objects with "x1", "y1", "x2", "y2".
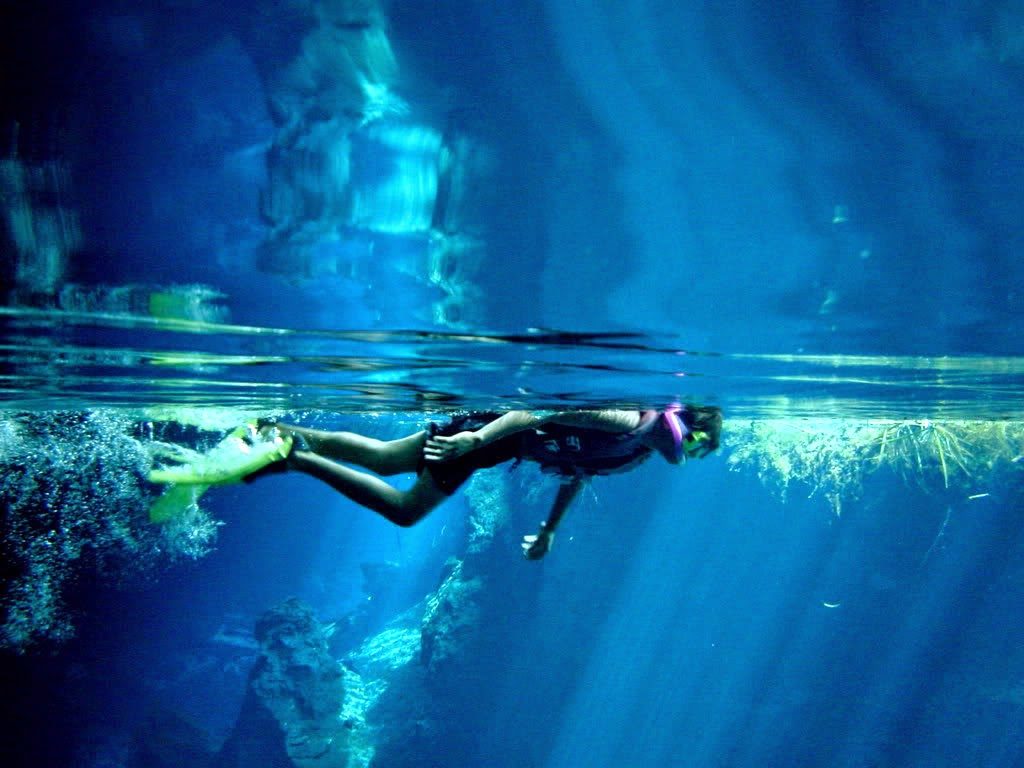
[{"x1": 2, "y1": 2, "x2": 1023, "y2": 766}]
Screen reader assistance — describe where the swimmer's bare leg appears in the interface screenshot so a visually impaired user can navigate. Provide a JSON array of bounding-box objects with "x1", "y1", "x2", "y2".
[
  {"x1": 268, "y1": 424, "x2": 428, "y2": 476},
  {"x1": 288, "y1": 450, "x2": 448, "y2": 526}
]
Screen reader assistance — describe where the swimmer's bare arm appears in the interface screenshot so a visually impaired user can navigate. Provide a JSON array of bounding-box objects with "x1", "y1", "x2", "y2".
[
  {"x1": 522, "y1": 476, "x2": 586, "y2": 560},
  {"x1": 423, "y1": 410, "x2": 641, "y2": 462}
]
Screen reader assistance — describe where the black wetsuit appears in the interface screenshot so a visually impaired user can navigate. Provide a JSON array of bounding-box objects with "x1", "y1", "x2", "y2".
[{"x1": 421, "y1": 411, "x2": 656, "y2": 494}]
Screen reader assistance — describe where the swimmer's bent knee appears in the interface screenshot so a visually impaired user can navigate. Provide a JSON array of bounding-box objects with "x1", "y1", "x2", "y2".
[
  {"x1": 390, "y1": 508, "x2": 429, "y2": 528},
  {"x1": 386, "y1": 497, "x2": 434, "y2": 527}
]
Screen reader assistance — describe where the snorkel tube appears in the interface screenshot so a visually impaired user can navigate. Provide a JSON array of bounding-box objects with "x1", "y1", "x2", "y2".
[{"x1": 660, "y1": 404, "x2": 688, "y2": 463}]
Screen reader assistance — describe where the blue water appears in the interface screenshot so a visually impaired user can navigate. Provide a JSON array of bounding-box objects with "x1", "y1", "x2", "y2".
[{"x1": 2, "y1": 1, "x2": 1024, "y2": 767}]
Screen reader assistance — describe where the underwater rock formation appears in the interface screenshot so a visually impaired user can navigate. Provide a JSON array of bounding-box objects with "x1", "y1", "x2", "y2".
[
  {"x1": 214, "y1": 470, "x2": 525, "y2": 766},
  {"x1": 418, "y1": 472, "x2": 514, "y2": 684},
  {"x1": 341, "y1": 612, "x2": 427, "y2": 767},
  {"x1": 143, "y1": 467, "x2": 537, "y2": 767},
  {"x1": 338, "y1": 470, "x2": 531, "y2": 766},
  {"x1": 217, "y1": 598, "x2": 353, "y2": 768},
  {"x1": 420, "y1": 558, "x2": 484, "y2": 679}
]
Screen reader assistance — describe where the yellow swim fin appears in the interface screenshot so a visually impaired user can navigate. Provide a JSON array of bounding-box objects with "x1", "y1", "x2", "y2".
[
  {"x1": 147, "y1": 425, "x2": 293, "y2": 523},
  {"x1": 149, "y1": 483, "x2": 210, "y2": 524},
  {"x1": 148, "y1": 426, "x2": 293, "y2": 486}
]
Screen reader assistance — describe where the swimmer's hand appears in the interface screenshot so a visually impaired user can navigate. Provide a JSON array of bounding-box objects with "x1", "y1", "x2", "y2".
[
  {"x1": 423, "y1": 431, "x2": 482, "y2": 462},
  {"x1": 522, "y1": 523, "x2": 554, "y2": 560}
]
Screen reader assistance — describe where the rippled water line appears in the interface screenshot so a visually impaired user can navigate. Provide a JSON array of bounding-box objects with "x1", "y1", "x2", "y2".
[{"x1": 2, "y1": 307, "x2": 1024, "y2": 418}]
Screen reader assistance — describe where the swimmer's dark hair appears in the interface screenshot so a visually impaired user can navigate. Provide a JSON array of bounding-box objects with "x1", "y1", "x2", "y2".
[{"x1": 683, "y1": 405, "x2": 723, "y2": 452}]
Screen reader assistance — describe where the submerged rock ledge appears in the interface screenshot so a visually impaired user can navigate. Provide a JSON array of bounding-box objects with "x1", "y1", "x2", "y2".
[{"x1": 215, "y1": 470, "x2": 518, "y2": 768}]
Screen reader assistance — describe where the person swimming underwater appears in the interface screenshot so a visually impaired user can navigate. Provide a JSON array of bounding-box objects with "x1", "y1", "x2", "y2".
[{"x1": 248, "y1": 406, "x2": 722, "y2": 559}]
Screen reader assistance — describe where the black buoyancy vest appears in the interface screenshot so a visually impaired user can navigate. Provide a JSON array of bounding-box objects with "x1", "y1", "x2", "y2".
[{"x1": 519, "y1": 411, "x2": 659, "y2": 476}]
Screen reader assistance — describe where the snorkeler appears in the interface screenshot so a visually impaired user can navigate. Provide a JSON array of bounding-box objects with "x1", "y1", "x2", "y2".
[{"x1": 248, "y1": 406, "x2": 722, "y2": 559}]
